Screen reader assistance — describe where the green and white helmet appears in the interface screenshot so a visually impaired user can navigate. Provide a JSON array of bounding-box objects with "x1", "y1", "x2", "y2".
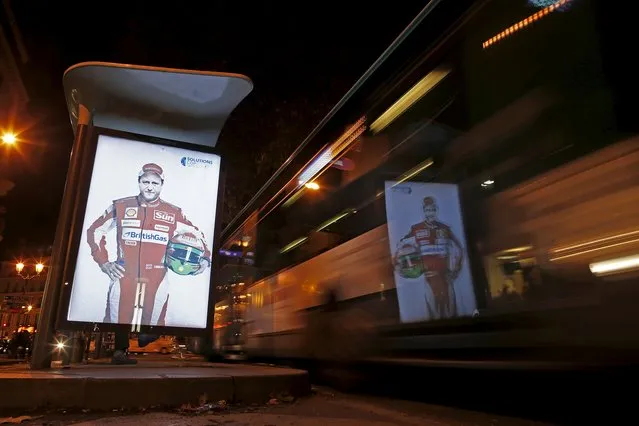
[
  {"x1": 165, "y1": 232, "x2": 206, "y2": 275},
  {"x1": 396, "y1": 242, "x2": 423, "y2": 279}
]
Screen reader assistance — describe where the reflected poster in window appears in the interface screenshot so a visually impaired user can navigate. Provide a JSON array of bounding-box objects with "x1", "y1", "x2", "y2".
[{"x1": 384, "y1": 181, "x2": 476, "y2": 323}]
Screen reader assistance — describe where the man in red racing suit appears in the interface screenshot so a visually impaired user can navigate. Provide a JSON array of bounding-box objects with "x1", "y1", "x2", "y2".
[
  {"x1": 87, "y1": 163, "x2": 211, "y2": 327},
  {"x1": 395, "y1": 196, "x2": 463, "y2": 320}
]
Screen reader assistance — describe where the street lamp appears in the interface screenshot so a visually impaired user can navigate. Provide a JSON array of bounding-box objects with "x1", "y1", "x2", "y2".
[
  {"x1": 12, "y1": 262, "x2": 44, "y2": 335},
  {"x1": 1, "y1": 132, "x2": 17, "y2": 145},
  {"x1": 16, "y1": 261, "x2": 46, "y2": 295},
  {"x1": 15, "y1": 262, "x2": 44, "y2": 280}
]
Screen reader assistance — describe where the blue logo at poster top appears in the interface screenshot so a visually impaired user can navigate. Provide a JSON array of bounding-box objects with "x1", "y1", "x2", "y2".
[
  {"x1": 391, "y1": 185, "x2": 412, "y2": 195},
  {"x1": 180, "y1": 156, "x2": 213, "y2": 168}
]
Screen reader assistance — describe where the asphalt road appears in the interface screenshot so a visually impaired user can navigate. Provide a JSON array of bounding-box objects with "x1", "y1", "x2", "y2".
[{"x1": 313, "y1": 361, "x2": 638, "y2": 425}]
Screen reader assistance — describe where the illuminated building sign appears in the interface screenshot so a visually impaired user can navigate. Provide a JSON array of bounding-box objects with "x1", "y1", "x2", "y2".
[
  {"x1": 528, "y1": 0, "x2": 573, "y2": 9},
  {"x1": 219, "y1": 249, "x2": 242, "y2": 258},
  {"x1": 483, "y1": 0, "x2": 573, "y2": 49}
]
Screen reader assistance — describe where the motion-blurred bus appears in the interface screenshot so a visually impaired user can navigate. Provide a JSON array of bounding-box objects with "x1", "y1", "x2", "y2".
[
  {"x1": 213, "y1": 298, "x2": 247, "y2": 360},
  {"x1": 215, "y1": 0, "x2": 639, "y2": 369}
]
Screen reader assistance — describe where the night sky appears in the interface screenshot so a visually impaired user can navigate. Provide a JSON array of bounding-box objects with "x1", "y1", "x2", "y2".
[{"x1": 0, "y1": 1, "x2": 425, "y2": 258}]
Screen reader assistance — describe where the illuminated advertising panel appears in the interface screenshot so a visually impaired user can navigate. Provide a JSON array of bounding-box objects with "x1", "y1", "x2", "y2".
[
  {"x1": 66, "y1": 133, "x2": 221, "y2": 331},
  {"x1": 384, "y1": 181, "x2": 476, "y2": 323}
]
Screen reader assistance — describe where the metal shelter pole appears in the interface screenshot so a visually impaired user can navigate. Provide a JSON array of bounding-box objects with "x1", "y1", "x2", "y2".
[{"x1": 30, "y1": 105, "x2": 92, "y2": 369}]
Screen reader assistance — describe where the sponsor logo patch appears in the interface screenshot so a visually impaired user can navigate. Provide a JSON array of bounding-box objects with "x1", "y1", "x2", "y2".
[
  {"x1": 122, "y1": 227, "x2": 169, "y2": 245},
  {"x1": 122, "y1": 219, "x2": 141, "y2": 227},
  {"x1": 125, "y1": 207, "x2": 138, "y2": 218},
  {"x1": 154, "y1": 210, "x2": 175, "y2": 224},
  {"x1": 177, "y1": 234, "x2": 199, "y2": 245},
  {"x1": 154, "y1": 224, "x2": 170, "y2": 232},
  {"x1": 419, "y1": 244, "x2": 447, "y2": 256}
]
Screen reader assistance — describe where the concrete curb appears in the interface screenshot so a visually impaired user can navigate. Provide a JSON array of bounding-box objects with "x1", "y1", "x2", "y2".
[
  {"x1": 0, "y1": 360, "x2": 26, "y2": 366},
  {"x1": 0, "y1": 365, "x2": 310, "y2": 412}
]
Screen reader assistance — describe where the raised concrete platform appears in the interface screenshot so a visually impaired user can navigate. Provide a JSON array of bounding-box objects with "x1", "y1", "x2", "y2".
[{"x1": 0, "y1": 360, "x2": 310, "y2": 413}]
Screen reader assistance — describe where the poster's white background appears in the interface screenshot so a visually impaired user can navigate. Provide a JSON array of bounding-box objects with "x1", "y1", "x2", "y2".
[
  {"x1": 67, "y1": 135, "x2": 220, "y2": 328},
  {"x1": 384, "y1": 181, "x2": 476, "y2": 323}
]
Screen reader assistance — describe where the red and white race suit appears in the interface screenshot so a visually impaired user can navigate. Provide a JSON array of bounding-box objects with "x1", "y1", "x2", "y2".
[
  {"x1": 401, "y1": 220, "x2": 463, "y2": 319},
  {"x1": 87, "y1": 195, "x2": 210, "y2": 326}
]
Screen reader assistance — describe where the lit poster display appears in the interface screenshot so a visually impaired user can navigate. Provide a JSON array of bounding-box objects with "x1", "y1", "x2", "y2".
[
  {"x1": 384, "y1": 181, "x2": 476, "y2": 323},
  {"x1": 67, "y1": 134, "x2": 220, "y2": 329}
]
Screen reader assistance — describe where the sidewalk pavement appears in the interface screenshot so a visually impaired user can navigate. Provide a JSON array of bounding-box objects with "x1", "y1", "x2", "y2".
[{"x1": 0, "y1": 359, "x2": 309, "y2": 413}]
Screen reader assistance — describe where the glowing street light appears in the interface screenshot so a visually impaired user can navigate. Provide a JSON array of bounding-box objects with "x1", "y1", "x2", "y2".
[
  {"x1": 305, "y1": 182, "x2": 320, "y2": 190},
  {"x1": 15, "y1": 261, "x2": 45, "y2": 279},
  {"x1": 1, "y1": 132, "x2": 16, "y2": 145}
]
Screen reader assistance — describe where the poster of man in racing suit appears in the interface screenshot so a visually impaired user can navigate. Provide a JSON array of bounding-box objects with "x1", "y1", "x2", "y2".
[
  {"x1": 86, "y1": 163, "x2": 211, "y2": 327},
  {"x1": 394, "y1": 196, "x2": 463, "y2": 319},
  {"x1": 385, "y1": 182, "x2": 476, "y2": 323}
]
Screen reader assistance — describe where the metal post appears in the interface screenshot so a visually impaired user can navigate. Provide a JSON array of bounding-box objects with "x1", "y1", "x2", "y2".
[
  {"x1": 30, "y1": 105, "x2": 92, "y2": 369},
  {"x1": 94, "y1": 331, "x2": 103, "y2": 359}
]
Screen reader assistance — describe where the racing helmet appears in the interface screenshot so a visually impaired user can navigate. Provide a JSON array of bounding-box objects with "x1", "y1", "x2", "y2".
[
  {"x1": 165, "y1": 232, "x2": 206, "y2": 275},
  {"x1": 395, "y1": 242, "x2": 423, "y2": 279}
]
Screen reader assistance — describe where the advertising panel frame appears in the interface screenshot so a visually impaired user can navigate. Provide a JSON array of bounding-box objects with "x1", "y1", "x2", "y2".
[
  {"x1": 55, "y1": 126, "x2": 226, "y2": 337},
  {"x1": 384, "y1": 180, "x2": 477, "y2": 324}
]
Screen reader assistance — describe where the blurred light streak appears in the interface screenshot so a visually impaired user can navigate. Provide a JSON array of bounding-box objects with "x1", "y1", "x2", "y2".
[{"x1": 590, "y1": 254, "x2": 639, "y2": 276}]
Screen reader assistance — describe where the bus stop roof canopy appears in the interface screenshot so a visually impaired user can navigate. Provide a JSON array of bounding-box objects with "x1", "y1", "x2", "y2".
[{"x1": 63, "y1": 62, "x2": 253, "y2": 147}]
